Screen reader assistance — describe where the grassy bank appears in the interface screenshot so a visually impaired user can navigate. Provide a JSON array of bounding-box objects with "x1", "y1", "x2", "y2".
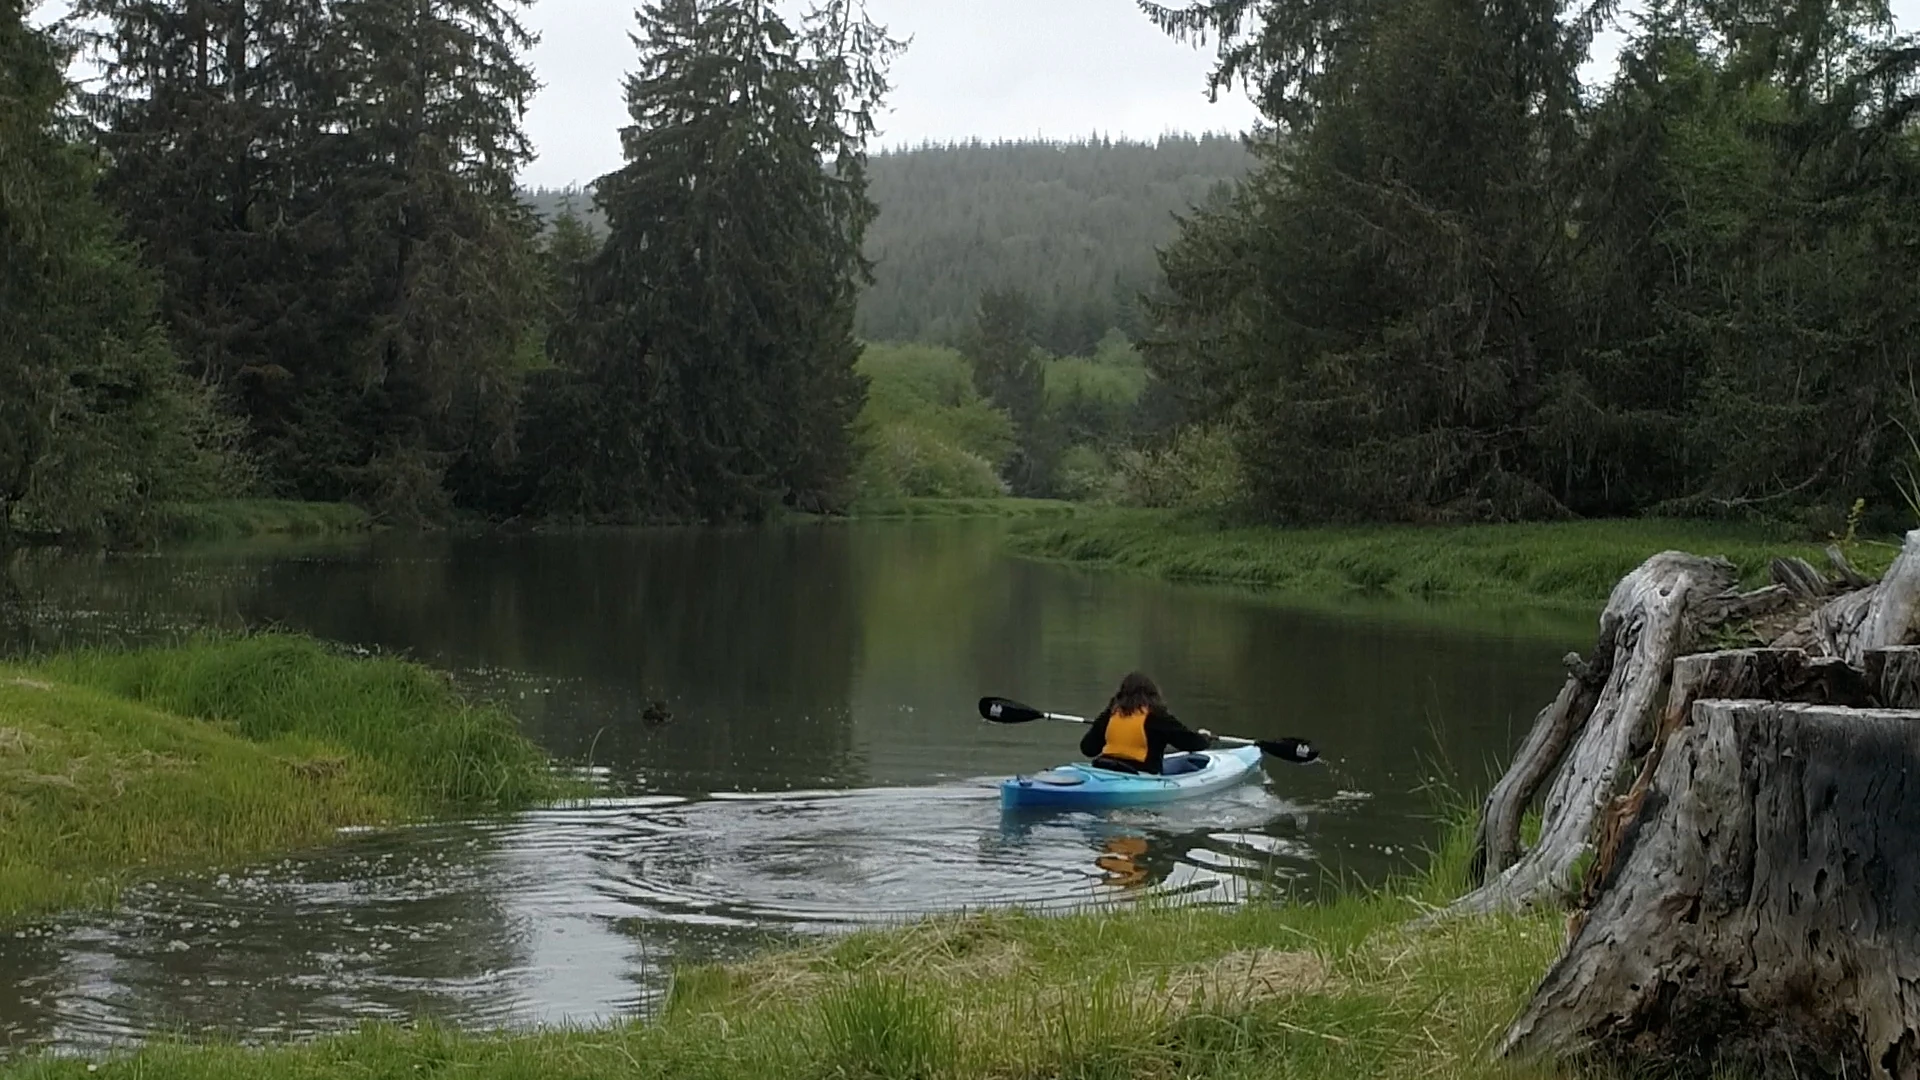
[
  {"x1": 0, "y1": 634, "x2": 562, "y2": 921},
  {"x1": 1011, "y1": 509, "x2": 1848, "y2": 611},
  {"x1": 849, "y1": 496, "x2": 1082, "y2": 520},
  {"x1": 152, "y1": 499, "x2": 373, "y2": 543},
  {"x1": 0, "y1": 820, "x2": 1577, "y2": 1080}
]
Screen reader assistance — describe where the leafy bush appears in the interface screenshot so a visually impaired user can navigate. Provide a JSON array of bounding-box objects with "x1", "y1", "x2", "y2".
[
  {"x1": 1045, "y1": 334, "x2": 1150, "y2": 446},
  {"x1": 1052, "y1": 444, "x2": 1117, "y2": 501},
  {"x1": 857, "y1": 423, "x2": 1008, "y2": 499},
  {"x1": 1114, "y1": 426, "x2": 1244, "y2": 511},
  {"x1": 854, "y1": 343, "x2": 1017, "y2": 498}
]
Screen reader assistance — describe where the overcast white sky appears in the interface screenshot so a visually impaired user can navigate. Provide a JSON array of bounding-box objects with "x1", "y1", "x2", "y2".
[{"x1": 521, "y1": 0, "x2": 1260, "y2": 188}]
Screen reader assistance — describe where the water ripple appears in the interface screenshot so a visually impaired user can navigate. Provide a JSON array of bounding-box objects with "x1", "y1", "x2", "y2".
[{"x1": 0, "y1": 781, "x2": 1321, "y2": 1057}]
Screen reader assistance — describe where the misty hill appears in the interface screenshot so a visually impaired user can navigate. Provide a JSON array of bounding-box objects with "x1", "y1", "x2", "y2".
[{"x1": 522, "y1": 134, "x2": 1255, "y2": 355}]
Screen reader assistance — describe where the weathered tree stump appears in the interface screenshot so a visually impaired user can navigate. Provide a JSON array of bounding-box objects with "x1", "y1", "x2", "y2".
[
  {"x1": 1772, "y1": 555, "x2": 1834, "y2": 602},
  {"x1": 1464, "y1": 533, "x2": 1920, "y2": 915},
  {"x1": 1503, "y1": 700, "x2": 1920, "y2": 1079},
  {"x1": 1861, "y1": 533, "x2": 1920, "y2": 657},
  {"x1": 1828, "y1": 544, "x2": 1873, "y2": 589},
  {"x1": 1455, "y1": 553, "x2": 1738, "y2": 913},
  {"x1": 1867, "y1": 646, "x2": 1920, "y2": 708},
  {"x1": 1467, "y1": 652, "x2": 1604, "y2": 882},
  {"x1": 1773, "y1": 530, "x2": 1920, "y2": 663},
  {"x1": 1575, "y1": 648, "x2": 1873, "y2": 919}
]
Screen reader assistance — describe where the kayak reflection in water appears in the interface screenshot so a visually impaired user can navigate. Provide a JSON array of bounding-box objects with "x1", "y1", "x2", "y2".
[
  {"x1": 1080, "y1": 672, "x2": 1215, "y2": 776},
  {"x1": 1095, "y1": 834, "x2": 1152, "y2": 889}
]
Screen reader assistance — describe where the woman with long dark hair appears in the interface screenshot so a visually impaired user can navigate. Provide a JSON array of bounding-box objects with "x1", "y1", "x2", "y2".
[{"x1": 1078, "y1": 672, "x2": 1213, "y2": 775}]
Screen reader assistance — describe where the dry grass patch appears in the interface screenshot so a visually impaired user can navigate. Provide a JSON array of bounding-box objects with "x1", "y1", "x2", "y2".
[{"x1": 1141, "y1": 947, "x2": 1334, "y2": 1012}]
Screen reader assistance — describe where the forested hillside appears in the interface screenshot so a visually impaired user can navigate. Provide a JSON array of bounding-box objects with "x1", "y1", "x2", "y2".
[
  {"x1": 524, "y1": 135, "x2": 1254, "y2": 355},
  {"x1": 855, "y1": 136, "x2": 1252, "y2": 353}
]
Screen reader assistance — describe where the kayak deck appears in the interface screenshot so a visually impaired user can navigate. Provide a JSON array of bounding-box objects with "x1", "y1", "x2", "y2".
[{"x1": 1000, "y1": 744, "x2": 1265, "y2": 809}]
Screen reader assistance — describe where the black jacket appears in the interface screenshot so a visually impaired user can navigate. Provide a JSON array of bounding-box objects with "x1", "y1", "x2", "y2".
[{"x1": 1080, "y1": 705, "x2": 1212, "y2": 774}]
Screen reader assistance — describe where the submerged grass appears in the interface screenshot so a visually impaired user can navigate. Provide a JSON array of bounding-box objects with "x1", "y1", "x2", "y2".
[
  {"x1": 0, "y1": 814, "x2": 1585, "y2": 1080},
  {"x1": 151, "y1": 499, "x2": 373, "y2": 543},
  {"x1": 0, "y1": 634, "x2": 563, "y2": 921},
  {"x1": 1010, "y1": 509, "x2": 1839, "y2": 611}
]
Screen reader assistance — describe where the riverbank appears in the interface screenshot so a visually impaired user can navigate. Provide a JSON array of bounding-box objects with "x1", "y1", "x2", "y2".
[
  {"x1": 0, "y1": 634, "x2": 563, "y2": 922},
  {"x1": 0, "y1": 821, "x2": 1575, "y2": 1080},
  {"x1": 1010, "y1": 509, "x2": 1849, "y2": 610},
  {"x1": 846, "y1": 496, "x2": 1082, "y2": 520},
  {"x1": 151, "y1": 500, "x2": 372, "y2": 543}
]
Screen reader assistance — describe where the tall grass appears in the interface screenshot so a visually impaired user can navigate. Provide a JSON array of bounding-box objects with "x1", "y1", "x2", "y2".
[
  {"x1": 1010, "y1": 509, "x2": 1833, "y2": 610},
  {"x1": 0, "y1": 811, "x2": 1582, "y2": 1080},
  {"x1": 0, "y1": 634, "x2": 562, "y2": 920},
  {"x1": 150, "y1": 500, "x2": 373, "y2": 542}
]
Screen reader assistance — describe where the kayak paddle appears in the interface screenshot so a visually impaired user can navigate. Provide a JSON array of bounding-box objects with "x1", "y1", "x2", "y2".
[{"x1": 978, "y1": 696, "x2": 1321, "y2": 764}]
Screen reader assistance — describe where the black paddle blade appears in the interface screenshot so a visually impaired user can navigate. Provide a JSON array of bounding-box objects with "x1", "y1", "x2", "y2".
[
  {"x1": 979, "y1": 697, "x2": 1045, "y2": 724},
  {"x1": 1259, "y1": 738, "x2": 1321, "y2": 764}
]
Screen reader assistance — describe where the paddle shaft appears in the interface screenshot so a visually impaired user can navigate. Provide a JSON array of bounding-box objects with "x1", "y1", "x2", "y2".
[
  {"x1": 977, "y1": 697, "x2": 1319, "y2": 763},
  {"x1": 1007, "y1": 708, "x2": 1267, "y2": 747}
]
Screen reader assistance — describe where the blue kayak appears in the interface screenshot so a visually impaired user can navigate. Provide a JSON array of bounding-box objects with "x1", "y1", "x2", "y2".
[{"x1": 1000, "y1": 745, "x2": 1266, "y2": 810}]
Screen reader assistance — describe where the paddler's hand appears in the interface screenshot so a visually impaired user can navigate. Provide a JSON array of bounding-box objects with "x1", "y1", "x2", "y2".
[{"x1": 1198, "y1": 728, "x2": 1214, "y2": 745}]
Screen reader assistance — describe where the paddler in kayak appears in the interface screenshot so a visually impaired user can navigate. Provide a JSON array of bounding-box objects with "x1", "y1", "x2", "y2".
[{"x1": 1080, "y1": 672, "x2": 1215, "y2": 776}]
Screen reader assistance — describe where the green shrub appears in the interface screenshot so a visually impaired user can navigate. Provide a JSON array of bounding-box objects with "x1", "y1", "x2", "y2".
[
  {"x1": 856, "y1": 423, "x2": 1008, "y2": 499},
  {"x1": 1053, "y1": 444, "x2": 1117, "y2": 501},
  {"x1": 1115, "y1": 426, "x2": 1245, "y2": 511}
]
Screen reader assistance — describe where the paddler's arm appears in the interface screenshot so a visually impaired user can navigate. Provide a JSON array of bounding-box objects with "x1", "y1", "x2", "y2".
[
  {"x1": 1150, "y1": 711, "x2": 1214, "y2": 752},
  {"x1": 1080, "y1": 709, "x2": 1112, "y2": 757}
]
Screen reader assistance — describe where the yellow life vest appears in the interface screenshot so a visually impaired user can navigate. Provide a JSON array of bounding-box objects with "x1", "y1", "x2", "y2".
[{"x1": 1101, "y1": 707, "x2": 1151, "y2": 765}]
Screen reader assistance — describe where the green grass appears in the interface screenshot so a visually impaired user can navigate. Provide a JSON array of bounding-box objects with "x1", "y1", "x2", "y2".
[
  {"x1": 849, "y1": 496, "x2": 1083, "y2": 520},
  {"x1": 1009, "y1": 509, "x2": 1853, "y2": 611},
  {"x1": 0, "y1": 814, "x2": 1590, "y2": 1080},
  {"x1": 0, "y1": 634, "x2": 564, "y2": 921},
  {"x1": 152, "y1": 500, "x2": 373, "y2": 543}
]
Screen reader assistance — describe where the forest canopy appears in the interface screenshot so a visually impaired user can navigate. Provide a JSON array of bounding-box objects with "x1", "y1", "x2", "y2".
[
  {"x1": 1136, "y1": 0, "x2": 1920, "y2": 531},
  {"x1": 10, "y1": 0, "x2": 1920, "y2": 543}
]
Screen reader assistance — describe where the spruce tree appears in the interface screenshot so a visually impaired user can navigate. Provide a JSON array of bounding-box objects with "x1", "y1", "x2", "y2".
[
  {"x1": 962, "y1": 288, "x2": 1053, "y2": 495},
  {"x1": 1141, "y1": 0, "x2": 1920, "y2": 525},
  {"x1": 553, "y1": 0, "x2": 898, "y2": 522},
  {"x1": 0, "y1": 2, "x2": 237, "y2": 545},
  {"x1": 77, "y1": 0, "x2": 542, "y2": 521}
]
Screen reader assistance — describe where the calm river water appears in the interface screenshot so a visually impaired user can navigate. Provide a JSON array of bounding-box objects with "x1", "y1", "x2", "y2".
[{"x1": 0, "y1": 522, "x2": 1584, "y2": 1055}]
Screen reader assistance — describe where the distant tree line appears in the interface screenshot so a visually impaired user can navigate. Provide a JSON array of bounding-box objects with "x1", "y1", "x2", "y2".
[
  {"x1": 1137, "y1": 0, "x2": 1920, "y2": 531},
  {"x1": 855, "y1": 136, "x2": 1252, "y2": 355},
  {"x1": 523, "y1": 134, "x2": 1254, "y2": 358},
  {"x1": 1, "y1": 0, "x2": 893, "y2": 541}
]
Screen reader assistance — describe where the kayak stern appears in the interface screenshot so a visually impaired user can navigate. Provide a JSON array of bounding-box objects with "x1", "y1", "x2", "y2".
[{"x1": 1000, "y1": 744, "x2": 1265, "y2": 810}]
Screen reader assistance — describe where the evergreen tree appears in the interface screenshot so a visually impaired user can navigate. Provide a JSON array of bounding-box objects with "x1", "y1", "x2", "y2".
[
  {"x1": 962, "y1": 289, "x2": 1054, "y2": 495},
  {"x1": 1139, "y1": 0, "x2": 1920, "y2": 526},
  {"x1": 546, "y1": 0, "x2": 898, "y2": 522},
  {"x1": 1143, "y1": 0, "x2": 1594, "y2": 522},
  {"x1": 0, "y1": 2, "x2": 238, "y2": 546},
  {"x1": 77, "y1": 0, "x2": 542, "y2": 522}
]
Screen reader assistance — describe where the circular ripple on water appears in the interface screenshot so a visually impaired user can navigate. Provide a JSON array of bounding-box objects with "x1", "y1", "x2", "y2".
[{"x1": 0, "y1": 784, "x2": 1318, "y2": 1058}]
